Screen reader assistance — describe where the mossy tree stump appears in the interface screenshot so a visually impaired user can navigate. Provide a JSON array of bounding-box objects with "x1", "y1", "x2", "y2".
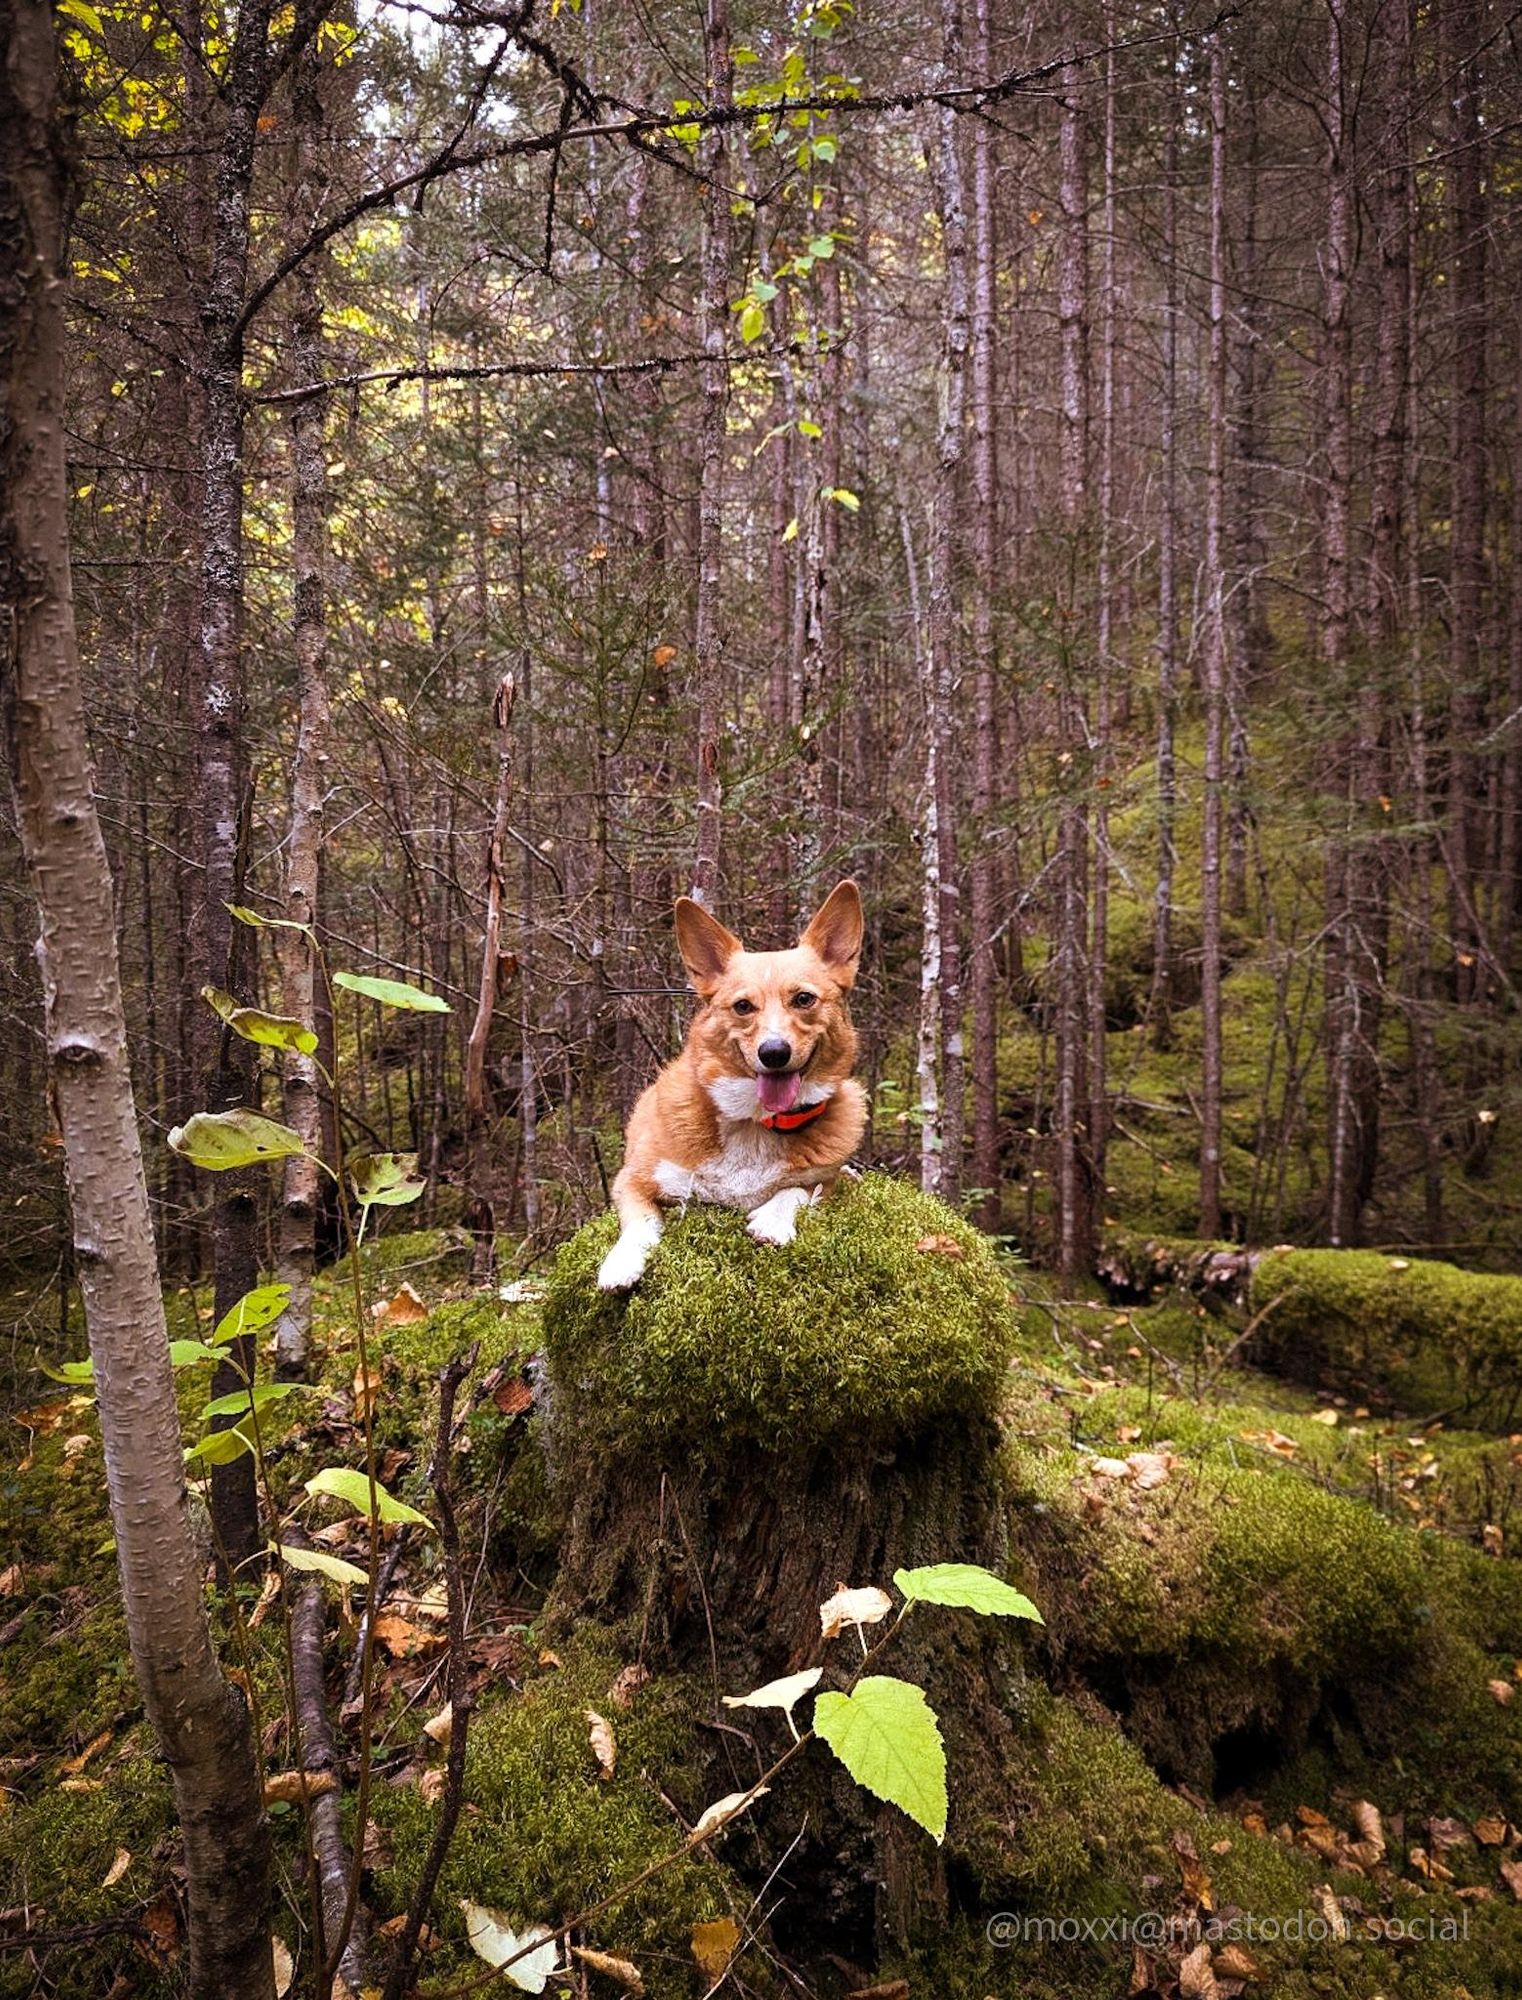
[{"x1": 540, "y1": 1173, "x2": 1032, "y2": 1956}]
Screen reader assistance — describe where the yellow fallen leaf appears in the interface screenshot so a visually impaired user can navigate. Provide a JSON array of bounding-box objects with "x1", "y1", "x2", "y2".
[
  {"x1": 0, "y1": 1563, "x2": 22, "y2": 1595},
  {"x1": 60, "y1": 1729, "x2": 112, "y2": 1776},
  {"x1": 691, "y1": 1916, "x2": 741, "y2": 1984},
  {"x1": 1350, "y1": 1800, "x2": 1384, "y2": 1853},
  {"x1": 373, "y1": 1281, "x2": 429, "y2": 1326},
  {"x1": 272, "y1": 1936, "x2": 295, "y2": 1997},
  {"x1": 101, "y1": 1846, "x2": 131, "y2": 1889},
  {"x1": 263, "y1": 1769, "x2": 338, "y2": 1805},
  {"x1": 418, "y1": 1768, "x2": 446, "y2": 1805},
  {"x1": 1090, "y1": 1456, "x2": 1132, "y2": 1479},
  {"x1": 1127, "y1": 1450, "x2": 1176, "y2": 1491},
  {"x1": 423, "y1": 1702, "x2": 452, "y2": 1750},
  {"x1": 1474, "y1": 1815, "x2": 1508, "y2": 1847},
  {"x1": 1312, "y1": 1408, "x2": 1340, "y2": 1426}
]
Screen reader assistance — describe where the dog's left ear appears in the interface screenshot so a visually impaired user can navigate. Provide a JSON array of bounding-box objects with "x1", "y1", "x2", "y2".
[{"x1": 800, "y1": 879, "x2": 864, "y2": 988}]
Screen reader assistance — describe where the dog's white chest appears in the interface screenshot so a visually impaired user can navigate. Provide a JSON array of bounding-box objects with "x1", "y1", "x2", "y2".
[{"x1": 654, "y1": 1121, "x2": 789, "y2": 1211}]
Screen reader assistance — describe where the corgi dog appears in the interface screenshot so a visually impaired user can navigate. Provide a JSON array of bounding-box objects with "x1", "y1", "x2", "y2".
[{"x1": 596, "y1": 880, "x2": 868, "y2": 1291}]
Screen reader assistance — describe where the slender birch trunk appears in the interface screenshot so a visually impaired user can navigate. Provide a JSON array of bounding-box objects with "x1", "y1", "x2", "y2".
[{"x1": 0, "y1": 10, "x2": 274, "y2": 1987}]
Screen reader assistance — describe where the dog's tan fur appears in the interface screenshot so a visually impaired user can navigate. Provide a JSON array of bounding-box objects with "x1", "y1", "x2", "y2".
[{"x1": 596, "y1": 881, "x2": 868, "y2": 1290}]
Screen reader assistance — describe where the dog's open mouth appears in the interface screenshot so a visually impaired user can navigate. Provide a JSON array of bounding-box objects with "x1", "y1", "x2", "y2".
[{"x1": 755, "y1": 1070, "x2": 803, "y2": 1116}]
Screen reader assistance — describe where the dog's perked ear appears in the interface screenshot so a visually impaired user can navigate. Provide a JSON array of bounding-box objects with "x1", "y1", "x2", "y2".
[
  {"x1": 800, "y1": 879, "x2": 864, "y2": 988},
  {"x1": 674, "y1": 896, "x2": 744, "y2": 996}
]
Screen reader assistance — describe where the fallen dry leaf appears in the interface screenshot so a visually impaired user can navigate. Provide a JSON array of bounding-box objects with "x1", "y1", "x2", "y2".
[
  {"x1": 247, "y1": 1570, "x2": 282, "y2": 1633},
  {"x1": 59, "y1": 1777, "x2": 103, "y2": 1794},
  {"x1": 1090, "y1": 1456, "x2": 1132, "y2": 1479},
  {"x1": 1483, "y1": 1524, "x2": 1504, "y2": 1557},
  {"x1": 586, "y1": 1709, "x2": 616, "y2": 1780},
  {"x1": 373, "y1": 1281, "x2": 429, "y2": 1326},
  {"x1": 59, "y1": 1730, "x2": 112, "y2": 1777},
  {"x1": 844, "y1": 1983, "x2": 910, "y2": 2000},
  {"x1": 609, "y1": 1664, "x2": 650, "y2": 1710},
  {"x1": 819, "y1": 1583, "x2": 893, "y2": 1641},
  {"x1": 1313, "y1": 1884, "x2": 1349, "y2": 1940},
  {"x1": 491, "y1": 1377, "x2": 534, "y2": 1420},
  {"x1": 571, "y1": 1945, "x2": 644, "y2": 1993},
  {"x1": 1350, "y1": 1800, "x2": 1384, "y2": 1853},
  {"x1": 1214, "y1": 1943, "x2": 1261, "y2": 1980},
  {"x1": 694, "y1": 1787, "x2": 769, "y2": 1841},
  {"x1": 138, "y1": 1890, "x2": 179, "y2": 1964},
  {"x1": 1172, "y1": 1829, "x2": 1213, "y2": 1910},
  {"x1": 372, "y1": 1613, "x2": 440, "y2": 1660},
  {"x1": 352, "y1": 1363, "x2": 382, "y2": 1423},
  {"x1": 418, "y1": 1768, "x2": 446, "y2": 1805},
  {"x1": 690, "y1": 1916, "x2": 741, "y2": 1984},
  {"x1": 101, "y1": 1847, "x2": 130, "y2": 1889},
  {"x1": 1240, "y1": 1427, "x2": 1299, "y2": 1458},
  {"x1": 1474, "y1": 1815, "x2": 1508, "y2": 1847},
  {"x1": 538, "y1": 1648, "x2": 562, "y2": 1669},
  {"x1": 1489, "y1": 1679, "x2": 1515, "y2": 1706},
  {"x1": 1501, "y1": 1858, "x2": 1522, "y2": 1902},
  {"x1": 263, "y1": 1769, "x2": 338, "y2": 1806},
  {"x1": 1312, "y1": 1407, "x2": 1340, "y2": 1426},
  {"x1": 1178, "y1": 1940, "x2": 1220, "y2": 1999},
  {"x1": 271, "y1": 1936, "x2": 295, "y2": 1998},
  {"x1": 914, "y1": 1233, "x2": 963, "y2": 1258},
  {"x1": 0, "y1": 1565, "x2": 21, "y2": 1597},
  {"x1": 423, "y1": 1702, "x2": 452, "y2": 1750},
  {"x1": 1296, "y1": 1805, "x2": 1330, "y2": 1828},
  {"x1": 1128, "y1": 1449, "x2": 1176, "y2": 1490}
]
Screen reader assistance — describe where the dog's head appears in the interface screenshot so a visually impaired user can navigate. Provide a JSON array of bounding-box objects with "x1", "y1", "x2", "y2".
[{"x1": 673, "y1": 881, "x2": 864, "y2": 1117}]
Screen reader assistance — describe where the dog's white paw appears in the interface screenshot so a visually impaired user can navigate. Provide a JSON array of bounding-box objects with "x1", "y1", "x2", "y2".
[
  {"x1": 746, "y1": 1186, "x2": 816, "y2": 1247},
  {"x1": 597, "y1": 1220, "x2": 661, "y2": 1292}
]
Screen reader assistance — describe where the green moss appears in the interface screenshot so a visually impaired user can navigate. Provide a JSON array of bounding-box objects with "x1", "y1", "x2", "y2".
[
  {"x1": 543, "y1": 1174, "x2": 1018, "y2": 1456},
  {"x1": 0, "y1": 1752, "x2": 177, "y2": 1999},
  {"x1": 367, "y1": 1634, "x2": 744, "y2": 1996},
  {"x1": 1251, "y1": 1247, "x2": 1522, "y2": 1424}
]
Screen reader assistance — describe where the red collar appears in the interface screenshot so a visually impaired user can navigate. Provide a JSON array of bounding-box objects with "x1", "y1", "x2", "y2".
[{"x1": 758, "y1": 1098, "x2": 832, "y2": 1133}]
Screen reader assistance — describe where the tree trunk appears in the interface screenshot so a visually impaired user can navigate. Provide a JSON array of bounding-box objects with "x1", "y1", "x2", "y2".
[
  {"x1": 1088, "y1": 3, "x2": 1117, "y2": 1220},
  {"x1": 464, "y1": 676, "x2": 517, "y2": 1283},
  {"x1": 967, "y1": 0, "x2": 1001, "y2": 1227},
  {"x1": 274, "y1": 34, "x2": 336, "y2": 1378},
  {"x1": 1149, "y1": 66, "x2": 1180, "y2": 1051},
  {"x1": 0, "y1": 12, "x2": 274, "y2": 1989},
  {"x1": 690, "y1": 0, "x2": 734, "y2": 906},
  {"x1": 1198, "y1": 30, "x2": 1229, "y2": 1240},
  {"x1": 927, "y1": 0, "x2": 970, "y2": 1205}
]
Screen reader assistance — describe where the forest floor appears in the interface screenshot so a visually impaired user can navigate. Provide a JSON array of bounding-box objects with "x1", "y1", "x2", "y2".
[{"x1": 3, "y1": 1205, "x2": 1522, "y2": 1999}]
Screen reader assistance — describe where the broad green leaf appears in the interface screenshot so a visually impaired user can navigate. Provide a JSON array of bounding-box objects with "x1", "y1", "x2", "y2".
[
  {"x1": 813, "y1": 1676, "x2": 947, "y2": 1842},
  {"x1": 185, "y1": 1425, "x2": 255, "y2": 1468},
  {"x1": 57, "y1": 0, "x2": 104, "y2": 34},
  {"x1": 798, "y1": 419, "x2": 823, "y2": 439},
  {"x1": 739, "y1": 300, "x2": 766, "y2": 344},
  {"x1": 39, "y1": 1357, "x2": 94, "y2": 1384},
  {"x1": 276, "y1": 1543, "x2": 368, "y2": 1588},
  {"x1": 348, "y1": 1151, "x2": 425, "y2": 1208},
  {"x1": 212, "y1": 1283, "x2": 291, "y2": 1348},
  {"x1": 459, "y1": 1904, "x2": 558, "y2": 1991},
  {"x1": 813, "y1": 135, "x2": 838, "y2": 163},
  {"x1": 202, "y1": 986, "x2": 318, "y2": 1056},
  {"x1": 305, "y1": 1465, "x2": 433, "y2": 1530},
  {"x1": 169, "y1": 1110, "x2": 309, "y2": 1170},
  {"x1": 893, "y1": 1563, "x2": 1043, "y2": 1622},
  {"x1": 169, "y1": 1339, "x2": 233, "y2": 1368},
  {"x1": 808, "y1": 235, "x2": 835, "y2": 259},
  {"x1": 824, "y1": 486, "x2": 860, "y2": 511},
  {"x1": 332, "y1": 970, "x2": 450, "y2": 1014},
  {"x1": 202, "y1": 1381, "x2": 303, "y2": 1422}
]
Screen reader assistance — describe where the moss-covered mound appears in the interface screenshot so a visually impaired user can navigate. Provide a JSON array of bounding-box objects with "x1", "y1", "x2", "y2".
[
  {"x1": 1250, "y1": 1247, "x2": 1522, "y2": 1424},
  {"x1": 543, "y1": 1174, "x2": 1017, "y2": 1455}
]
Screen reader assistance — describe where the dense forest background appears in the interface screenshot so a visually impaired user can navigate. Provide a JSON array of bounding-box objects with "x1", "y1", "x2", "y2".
[{"x1": 5, "y1": 0, "x2": 1522, "y2": 1329}]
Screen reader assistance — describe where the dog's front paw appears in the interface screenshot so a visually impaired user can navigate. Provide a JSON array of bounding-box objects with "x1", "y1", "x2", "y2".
[
  {"x1": 597, "y1": 1223, "x2": 659, "y2": 1291},
  {"x1": 746, "y1": 1186, "x2": 815, "y2": 1247}
]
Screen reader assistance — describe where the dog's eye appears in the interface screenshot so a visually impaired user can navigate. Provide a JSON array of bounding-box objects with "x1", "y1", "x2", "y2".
[
  {"x1": 732, "y1": 998, "x2": 757, "y2": 1016},
  {"x1": 792, "y1": 991, "x2": 817, "y2": 1009}
]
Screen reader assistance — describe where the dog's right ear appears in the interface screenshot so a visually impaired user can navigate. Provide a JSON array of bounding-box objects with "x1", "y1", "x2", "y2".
[{"x1": 674, "y1": 897, "x2": 743, "y2": 996}]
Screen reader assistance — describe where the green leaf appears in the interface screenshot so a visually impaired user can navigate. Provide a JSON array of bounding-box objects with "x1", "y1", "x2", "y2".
[
  {"x1": 57, "y1": 0, "x2": 104, "y2": 34},
  {"x1": 305, "y1": 1466, "x2": 433, "y2": 1530},
  {"x1": 893, "y1": 1563, "x2": 1043, "y2": 1621},
  {"x1": 808, "y1": 235, "x2": 836, "y2": 259},
  {"x1": 824, "y1": 485, "x2": 861, "y2": 511},
  {"x1": 739, "y1": 300, "x2": 766, "y2": 344},
  {"x1": 812, "y1": 136, "x2": 838, "y2": 163},
  {"x1": 782, "y1": 516, "x2": 799, "y2": 543},
  {"x1": 202, "y1": 1381, "x2": 303, "y2": 1422},
  {"x1": 460, "y1": 1905, "x2": 558, "y2": 1991},
  {"x1": 798, "y1": 419, "x2": 823, "y2": 439},
  {"x1": 332, "y1": 970, "x2": 450, "y2": 1014},
  {"x1": 38, "y1": 1357, "x2": 94, "y2": 1384},
  {"x1": 212, "y1": 1282, "x2": 291, "y2": 1348},
  {"x1": 202, "y1": 986, "x2": 318, "y2": 1055},
  {"x1": 348, "y1": 1151, "x2": 426, "y2": 1208},
  {"x1": 168, "y1": 1339, "x2": 232, "y2": 1369},
  {"x1": 753, "y1": 279, "x2": 778, "y2": 303},
  {"x1": 169, "y1": 1110, "x2": 309, "y2": 1170},
  {"x1": 276, "y1": 1543, "x2": 368, "y2": 1588},
  {"x1": 813, "y1": 1676, "x2": 947, "y2": 1842},
  {"x1": 184, "y1": 1425, "x2": 255, "y2": 1468}
]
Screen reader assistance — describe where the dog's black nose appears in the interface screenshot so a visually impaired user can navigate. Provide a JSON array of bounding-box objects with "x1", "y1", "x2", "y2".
[{"x1": 757, "y1": 1038, "x2": 792, "y2": 1071}]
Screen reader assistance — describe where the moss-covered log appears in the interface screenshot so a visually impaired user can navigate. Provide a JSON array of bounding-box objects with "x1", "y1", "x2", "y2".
[
  {"x1": 539, "y1": 1174, "x2": 1034, "y2": 1954},
  {"x1": 1101, "y1": 1230, "x2": 1522, "y2": 1425}
]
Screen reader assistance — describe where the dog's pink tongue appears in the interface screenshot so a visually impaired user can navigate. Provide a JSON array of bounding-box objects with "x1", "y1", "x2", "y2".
[{"x1": 757, "y1": 1070, "x2": 802, "y2": 1116}]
